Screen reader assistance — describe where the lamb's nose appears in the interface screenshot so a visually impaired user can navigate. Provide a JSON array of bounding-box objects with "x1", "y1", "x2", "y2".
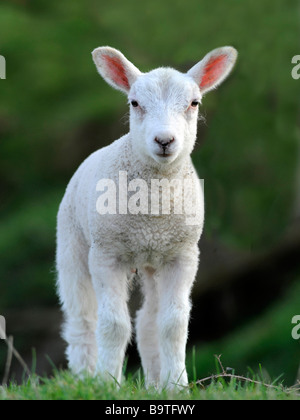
[{"x1": 154, "y1": 137, "x2": 175, "y2": 148}]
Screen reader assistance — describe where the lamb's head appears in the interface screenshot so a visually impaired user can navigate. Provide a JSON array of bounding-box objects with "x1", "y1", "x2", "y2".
[{"x1": 92, "y1": 46, "x2": 237, "y2": 166}]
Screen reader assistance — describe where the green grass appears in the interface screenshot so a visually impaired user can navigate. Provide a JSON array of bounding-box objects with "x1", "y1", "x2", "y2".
[
  {"x1": 0, "y1": 367, "x2": 299, "y2": 401},
  {"x1": 1, "y1": 281, "x2": 300, "y2": 401},
  {"x1": 0, "y1": 282, "x2": 300, "y2": 400},
  {"x1": 0, "y1": 278, "x2": 299, "y2": 400},
  {"x1": 188, "y1": 280, "x2": 300, "y2": 387}
]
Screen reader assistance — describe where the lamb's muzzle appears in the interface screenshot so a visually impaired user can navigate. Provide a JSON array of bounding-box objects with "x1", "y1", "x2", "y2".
[{"x1": 154, "y1": 136, "x2": 175, "y2": 156}]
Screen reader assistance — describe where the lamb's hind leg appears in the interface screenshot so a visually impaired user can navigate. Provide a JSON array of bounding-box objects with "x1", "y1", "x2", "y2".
[
  {"x1": 56, "y1": 230, "x2": 98, "y2": 375},
  {"x1": 136, "y1": 268, "x2": 160, "y2": 388}
]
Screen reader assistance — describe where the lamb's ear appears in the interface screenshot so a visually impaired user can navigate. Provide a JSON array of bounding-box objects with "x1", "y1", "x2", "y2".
[
  {"x1": 92, "y1": 47, "x2": 142, "y2": 94},
  {"x1": 187, "y1": 47, "x2": 238, "y2": 95}
]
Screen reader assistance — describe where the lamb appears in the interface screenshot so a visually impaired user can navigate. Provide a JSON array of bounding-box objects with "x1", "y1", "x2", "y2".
[{"x1": 56, "y1": 46, "x2": 237, "y2": 389}]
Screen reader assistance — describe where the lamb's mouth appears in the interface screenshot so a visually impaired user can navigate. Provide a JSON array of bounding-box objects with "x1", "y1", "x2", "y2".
[{"x1": 156, "y1": 152, "x2": 173, "y2": 158}]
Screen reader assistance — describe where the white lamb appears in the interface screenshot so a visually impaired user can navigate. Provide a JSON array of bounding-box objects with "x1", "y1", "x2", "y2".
[{"x1": 56, "y1": 46, "x2": 237, "y2": 389}]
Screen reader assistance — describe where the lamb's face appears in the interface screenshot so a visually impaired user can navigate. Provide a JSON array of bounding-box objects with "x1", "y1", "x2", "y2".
[
  {"x1": 92, "y1": 46, "x2": 237, "y2": 166},
  {"x1": 128, "y1": 69, "x2": 201, "y2": 165}
]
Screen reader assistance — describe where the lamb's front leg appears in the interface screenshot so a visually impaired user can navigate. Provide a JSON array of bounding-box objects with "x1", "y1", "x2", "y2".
[
  {"x1": 89, "y1": 249, "x2": 131, "y2": 384},
  {"x1": 157, "y1": 248, "x2": 199, "y2": 389}
]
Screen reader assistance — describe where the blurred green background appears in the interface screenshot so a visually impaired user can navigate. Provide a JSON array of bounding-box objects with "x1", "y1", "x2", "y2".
[{"x1": 0, "y1": 0, "x2": 299, "y2": 386}]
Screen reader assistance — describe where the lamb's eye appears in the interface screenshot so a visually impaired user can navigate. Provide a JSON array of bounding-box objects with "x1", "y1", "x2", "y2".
[
  {"x1": 131, "y1": 100, "x2": 139, "y2": 108},
  {"x1": 191, "y1": 101, "x2": 199, "y2": 108}
]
